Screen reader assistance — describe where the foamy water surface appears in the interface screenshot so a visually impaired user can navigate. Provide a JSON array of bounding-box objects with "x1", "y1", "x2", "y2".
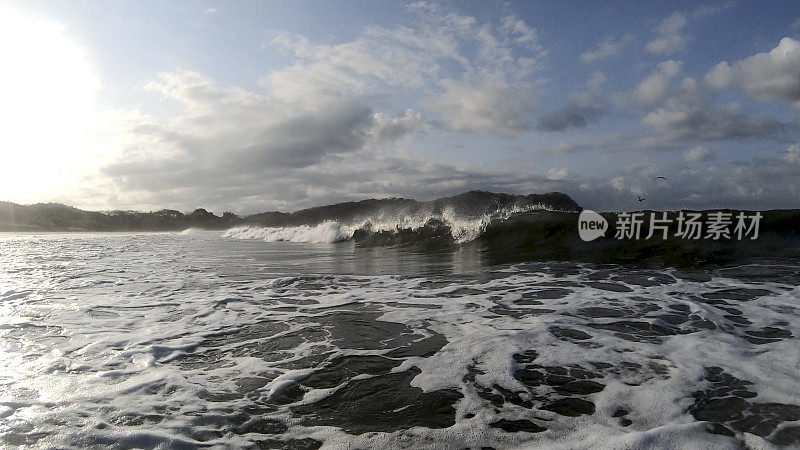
[{"x1": 1, "y1": 231, "x2": 799, "y2": 449}]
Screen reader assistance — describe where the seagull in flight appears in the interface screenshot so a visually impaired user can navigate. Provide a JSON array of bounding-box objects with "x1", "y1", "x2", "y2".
[
  {"x1": 637, "y1": 195, "x2": 646, "y2": 202},
  {"x1": 655, "y1": 176, "x2": 667, "y2": 180}
]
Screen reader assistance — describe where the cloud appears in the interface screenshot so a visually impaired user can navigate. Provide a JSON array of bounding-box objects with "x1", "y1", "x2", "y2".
[
  {"x1": 568, "y1": 153, "x2": 800, "y2": 211},
  {"x1": 81, "y1": 5, "x2": 547, "y2": 212},
  {"x1": 537, "y1": 107, "x2": 591, "y2": 131},
  {"x1": 705, "y1": 37, "x2": 800, "y2": 110},
  {"x1": 629, "y1": 63, "x2": 783, "y2": 145},
  {"x1": 787, "y1": 143, "x2": 800, "y2": 163},
  {"x1": 546, "y1": 167, "x2": 569, "y2": 180},
  {"x1": 580, "y1": 34, "x2": 634, "y2": 63},
  {"x1": 646, "y1": 13, "x2": 690, "y2": 55},
  {"x1": 546, "y1": 141, "x2": 577, "y2": 154},
  {"x1": 691, "y1": 2, "x2": 734, "y2": 20},
  {"x1": 683, "y1": 145, "x2": 714, "y2": 162},
  {"x1": 644, "y1": 4, "x2": 734, "y2": 55},
  {"x1": 136, "y1": 70, "x2": 380, "y2": 171},
  {"x1": 428, "y1": 79, "x2": 535, "y2": 134},
  {"x1": 541, "y1": 131, "x2": 627, "y2": 155},
  {"x1": 370, "y1": 109, "x2": 428, "y2": 143},
  {"x1": 40, "y1": 2, "x2": 800, "y2": 214},
  {"x1": 642, "y1": 100, "x2": 781, "y2": 142},
  {"x1": 267, "y1": 3, "x2": 544, "y2": 135},
  {"x1": 500, "y1": 15, "x2": 539, "y2": 44},
  {"x1": 97, "y1": 69, "x2": 430, "y2": 212},
  {"x1": 99, "y1": 68, "x2": 798, "y2": 213},
  {"x1": 537, "y1": 72, "x2": 607, "y2": 131},
  {"x1": 77, "y1": 72, "x2": 800, "y2": 214},
  {"x1": 633, "y1": 60, "x2": 683, "y2": 104}
]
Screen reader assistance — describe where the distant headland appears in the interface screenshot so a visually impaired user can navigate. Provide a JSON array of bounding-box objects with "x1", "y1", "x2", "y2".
[{"x1": 0, "y1": 191, "x2": 580, "y2": 232}]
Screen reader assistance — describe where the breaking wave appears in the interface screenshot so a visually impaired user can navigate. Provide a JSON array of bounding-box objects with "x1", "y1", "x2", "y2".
[
  {"x1": 223, "y1": 207, "x2": 800, "y2": 267},
  {"x1": 223, "y1": 204, "x2": 551, "y2": 244},
  {"x1": 225, "y1": 221, "x2": 353, "y2": 243}
]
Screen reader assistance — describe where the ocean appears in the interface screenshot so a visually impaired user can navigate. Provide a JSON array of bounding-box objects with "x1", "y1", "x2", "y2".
[{"x1": 1, "y1": 218, "x2": 799, "y2": 448}]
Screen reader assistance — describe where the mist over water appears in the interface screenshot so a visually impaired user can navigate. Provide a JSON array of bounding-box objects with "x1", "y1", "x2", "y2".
[{"x1": 1, "y1": 230, "x2": 799, "y2": 448}]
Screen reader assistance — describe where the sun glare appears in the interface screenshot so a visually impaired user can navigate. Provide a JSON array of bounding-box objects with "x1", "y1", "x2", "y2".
[{"x1": 0, "y1": 6, "x2": 99, "y2": 203}]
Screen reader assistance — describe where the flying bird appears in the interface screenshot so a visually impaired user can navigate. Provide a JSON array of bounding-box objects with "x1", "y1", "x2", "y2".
[
  {"x1": 637, "y1": 195, "x2": 646, "y2": 202},
  {"x1": 655, "y1": 176, "x2": 667, "y2": 180}
]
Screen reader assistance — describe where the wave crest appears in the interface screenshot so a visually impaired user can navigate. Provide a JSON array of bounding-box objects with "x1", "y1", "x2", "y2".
[
  {"x1": 223, "y1": 204, "x2": 550, "y2": 244},
  {"x1": 224, "y1": 221, "x2": 353, "y2": 243}
]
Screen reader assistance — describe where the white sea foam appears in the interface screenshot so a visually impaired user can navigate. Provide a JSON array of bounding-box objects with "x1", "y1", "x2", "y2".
[
  {"x1": 0, "y1": 232, "x2": 798, "y2": 448},
  {"x1": 224, "y1": 221, "x2": 353, "y2": 243}
]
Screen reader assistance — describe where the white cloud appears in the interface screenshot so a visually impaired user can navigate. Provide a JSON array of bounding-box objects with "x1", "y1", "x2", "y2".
[
  {"x1": 546, "y1": 167, "x2": 569, "y2": 180},
  {"x1": 629, "y1": 63, "x2": 784, "y2": 146},
  {"x1": 580, "y1": 34, "x2": 634, "y2": 63},
  {"x1": 370, "y1": 109, "x2": 429, "y2": 144},
  {"x1": 704, "y1": 61, "x2": 731, "y2": 89},
  {"x1": 642, "y1": 4, "x2": 732, "y2": 56},
  {"x1": 691, "y1": 2, "x2": 734, "y2": 20},
  {"x1": 705, "y1": 37, "x2": 800, "y2": 110},
  {"x1": 683, "y1": 145, "x2": 713, "y2": 162},
  {"x1": 646, "y1": 13, "x2": 690, "y2": 55},
  {"x1": 633, "y1": 60, "x2": 683, "y2": 104},
  {"x1": 95, "y1": 69, "x2": 435, "y2": 211},
  {"x1": 265, "y1": 5, "x2": 543, "y2": 135},
  {"x1": 500, "y1": 15, "x2": 538, "y2": 44},
  {"x1": 428, "y1": 79, "x2": 535, "y2": 134}
]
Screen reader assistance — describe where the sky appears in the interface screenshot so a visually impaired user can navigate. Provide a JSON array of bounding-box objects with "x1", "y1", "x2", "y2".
[{"x1": 1, "y1": 0, "x2": 800, "y2": 214}]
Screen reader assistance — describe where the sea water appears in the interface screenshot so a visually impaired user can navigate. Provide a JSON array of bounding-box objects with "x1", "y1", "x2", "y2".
[{"x1": 1, "y1": 230, "x2": 799, "y2": 449}]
